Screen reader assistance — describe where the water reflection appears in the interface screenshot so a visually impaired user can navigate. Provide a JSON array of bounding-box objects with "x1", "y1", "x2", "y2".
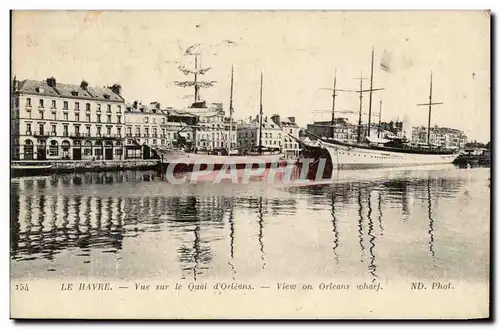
[{"x1": 10, "y1": 168, "x2": 484, "y2": 281}]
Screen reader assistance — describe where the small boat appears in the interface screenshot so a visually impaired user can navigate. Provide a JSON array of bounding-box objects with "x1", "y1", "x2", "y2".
[
  {"x1": 11, "y1": 163, "x2": 53, "y2": 176},
  {"x1": 11, "y1": 164, "x2": 53, "y2": 170}
]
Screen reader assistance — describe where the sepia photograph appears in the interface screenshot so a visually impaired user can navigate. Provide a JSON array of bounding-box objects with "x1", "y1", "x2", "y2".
[{"x1": 9, "y1": 10, "x2": 491, "y2": 319}]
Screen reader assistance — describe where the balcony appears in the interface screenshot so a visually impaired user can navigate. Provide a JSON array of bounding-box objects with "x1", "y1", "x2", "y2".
[
  {"x1": 33, "y1": 131, "x2": 50, "y2": 138},
  {"x1": 69, "y1": 132, "x2": 84, "y2": 138},
  {"x1": 102, "y1": 134, "x2": 123, "y2": 140}
]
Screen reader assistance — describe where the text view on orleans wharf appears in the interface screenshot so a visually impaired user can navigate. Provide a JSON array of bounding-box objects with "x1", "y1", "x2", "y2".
[{"x1": 10, "y1": 11, "x2": 490, "y2": 319}]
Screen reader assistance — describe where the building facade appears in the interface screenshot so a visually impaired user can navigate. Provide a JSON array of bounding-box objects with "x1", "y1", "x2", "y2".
[
  {"x1": 237, "y1": 115, "x2": 282, "y2": 154},
  {"x1": 11, "y1": 77, "x2": 125, "y2": 161},
  {"x1": 271, "y1": 114, "x2": 301, "y2": 158},
  {"x1": 412, "y1": 125, "x2": 467, "y2": 148},
  {"x1": 124, "y1": 102, "x2": 197, "y2": 159}
]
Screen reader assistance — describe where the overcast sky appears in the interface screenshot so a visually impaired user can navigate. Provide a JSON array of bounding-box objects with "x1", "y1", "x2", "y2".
[{"x1": 12, "y1": 11, "x2": 490, "y2": 142}]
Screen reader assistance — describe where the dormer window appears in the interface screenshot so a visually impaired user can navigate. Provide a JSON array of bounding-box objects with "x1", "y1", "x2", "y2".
[
  {"x1": 36, "y1": 87, "x2": 45, "y2": 93},
  {"x1": 103, "y1": 94, "x2": 110, "y2": 100},
  {"x1": 71, "y1": 90, "x2": 79, "y2": 96}
]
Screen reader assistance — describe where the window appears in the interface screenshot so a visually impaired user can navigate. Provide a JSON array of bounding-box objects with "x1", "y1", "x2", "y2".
[
  {"x1": 84, "y1": 148, "x2": 92, "y2": 156},
  {"x1": 117, "y1": 105, "x2": 121, "y2": 113},
  {"x1": 107, "y1": 115, "x2": 111, "y2": 123},
  {"x1": 161, "y1": 118, "x2": 166, "y2": 124},
  {"x1": 63, "y1": 113, "x2": 68, "y2": 121},
  {"x1": 136, "y1": 127, "x2": 140, "y2": 136},
  {"x1": 97, "y1": 126, "x2": 101, "y2": 136},
  {"x1": 26, "y1": 98, "x2": 31, "y2": 107},
  {"x1": 75, "y1": 126, "x2": 80, "y2": 135},
  {"x1": 153, "y1": 128, "x2": 157, "y2": 136},
  {"x1": 107, "y1": 104, "x2": 111, "y2": 112},
  {"x1": 107, "y1": 127, "x2": 111, "y2": 135},
  {"x1": 95, "y1": 148, "x2": 102, "y2": 156},
  {"x1": 39, "y1": 99, "x2": 44, "y2": 108},
  {"x1": 86, "y1": 103, "x2": 90, "y2": 111},
  {"x1": 51, "y1": 124, "x2": 56, "y2": 135},
  {"x1": 97, "y1": 114, "x2": 101, "y2": 123},
  {"x1": 52, "y1": 112, "x2": 56, "y2": 120},
  {"x1": 97, "y1": 104, "x2": 101, "y2": 112},
  {"x1": 39, "y1": 111, "x2": 44, "y2": 120},
  {"x1": 144, "y1": 117, "x2": 149, "y2": 123},
  {"x1": 38, "y1": 123, "x2": 44, "y2": 135},
  {"x1": 86, "y1": 126, "x2": 91, "y2": 136},
  {"x1": 153, "y1": 118, "x2": 156, "y2": 124},
  {"x1": 117, "y1": 115, "x2": 121, "y2": 124},
  {"x1": 117, "y1": 127, "x2": 121, "y2": 136},
  {"x1": 127, "y1": 127, "x2": 131, "y2": 135},
  {"x1": 63, "y1": 125, "x2": 68, "y2": 136},
  {"x1": 63, "y1": 101, "x2": 68, "y2": 110},
  {"x1": 289, "y1": 129, "x2": 293, "y2": 134},
  {"x1": 161, "y1": 128, "x2": 165, "y2": 136},
  {"x1": 86, "y1": 114, "x2": 91, "y2": 122},
  {"x1": 75, "y1": 102, "x2": 79, "y2": 110},
  {"x1": 26, "y1": 123, "x2": 31, "y2": 134},
  {"x1": 52, "y1": 100, "x2": 56, "y2": 109},
  {"x1": 145, "y1": 128, "x2": 149, "y2": 136},
  {"x1": 75, "y1": 113, "x2": 80, "y2": 121}
]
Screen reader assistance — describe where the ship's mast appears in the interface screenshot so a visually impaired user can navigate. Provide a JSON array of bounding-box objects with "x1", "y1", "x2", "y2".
[
  {"x1": 194, "y1": 55, "x2": 200, "y2": 102},
  {"x1": 228, "y1": 65, "x2": 234, "y2": 152},
  {"x1": 174, "y1": 50, "x2": 216, "y2": 106},
  {"x1": 367, "y1": 47, "x2": 375, "y2": 137},
  {"x1": 357, "y1": 72, "x2": 365, "y2": 143},
  {"x1": 377, "y1": 100, "x2": 383, "y2": 138},
  {"x1": 417, "y1": 71, "x2": 443, "y2": 145},
  {"x1": 259, "y1": 72, "x2": 263, "y2": 154},
  {"x1": 331, "y1": 69, "x2": 337, "y2": 139}
]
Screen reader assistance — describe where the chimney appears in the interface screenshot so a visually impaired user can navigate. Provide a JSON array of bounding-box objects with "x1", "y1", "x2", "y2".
[
  {"x1": 249, "y1": 116, "x2": 252, "y2": 122},
  {"x1": 80, "y1": 80, "x2": 89, "y2": 90},
  {"x1": 264, "y1": 116, "x2": 268, "y2": 122},
  {"x1": 271, "y1": 114, "x2": 281, "y2": 125},
  {"x1": 46, "y1": 77, "x2": 56, "y2": 87},
  {"x1": 150, "y1": 101, "x2": 161, "y2": 109},
  {"x1": 109, "y1": 83, "x2": 122, "y2": 96},
  {"x1": 133, "y1": 101, "x2": 138, "y2": 109},
  {"x1": 288, "y1": 116, "x2": 295, "y2": 123}
]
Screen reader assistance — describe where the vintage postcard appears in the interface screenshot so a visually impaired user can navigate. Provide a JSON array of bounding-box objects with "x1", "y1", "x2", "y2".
[{"x1": 10, "y1": 10, "x2": 490, "y2": 319}]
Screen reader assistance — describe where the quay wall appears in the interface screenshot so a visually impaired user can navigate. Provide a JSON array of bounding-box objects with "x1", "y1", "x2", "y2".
[{"x1": 11, "y1": 159, "x2": 159, "y2": 176}]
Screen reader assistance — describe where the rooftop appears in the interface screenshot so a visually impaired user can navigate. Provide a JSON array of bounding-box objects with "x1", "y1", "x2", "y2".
[{"x1": 15, "y1": 78, "x2": 124, "y2": 103}]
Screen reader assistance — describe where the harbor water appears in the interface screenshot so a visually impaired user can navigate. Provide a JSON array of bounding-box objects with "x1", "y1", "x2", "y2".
[{"x1": 10, "y1": 165, "x2": 490, "y2": 286}]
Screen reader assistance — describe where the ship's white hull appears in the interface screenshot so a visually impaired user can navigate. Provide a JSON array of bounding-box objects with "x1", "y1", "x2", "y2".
[
  {"x1": 154, "y1": 148, "x2": 284, "y2": 166},
  {"x1": 321, "y1": 142, "x2": 459, "y2": 170}
]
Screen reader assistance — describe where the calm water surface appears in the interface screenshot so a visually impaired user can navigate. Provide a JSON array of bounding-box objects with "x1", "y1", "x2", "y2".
[{"x1": 10, "y1": 165, "x2": 490, "y2": 284}]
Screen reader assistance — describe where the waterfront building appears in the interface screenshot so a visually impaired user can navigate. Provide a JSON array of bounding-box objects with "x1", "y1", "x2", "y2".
[
  {"x1": 191, "y1": 102, "x2": 237, "y2": 153},
  {"x1": 270, "y1": 114, "x2": 301, "y2": 158},
  {"x1": 237, "y1": 115, "x2": 282, "y2": 154},
  {"x1": 306, "y1": 118, "x2": 357, "y2": 142},
  {"x1": 124, "y1": 101, "x2": 197, "y2": 159},
  {"x1": 11, "y1": 77, "x2": 125, "y2": 161},
  {"x1": 412, "y1": 125, "x2": 467, "y2": 148}
]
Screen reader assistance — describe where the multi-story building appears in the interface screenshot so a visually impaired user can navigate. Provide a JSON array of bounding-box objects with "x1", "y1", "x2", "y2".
[
  {"x1": 124, "y1": 102, "x2": 197, "y2": 159},
  {"x1": 271, "y1": 114, "x2": 301, "y2": 158},
  {"x1": 306, "y1": 118, "x2": 357, "y2": 141},
  {"x1": 237, "y1": 115, "x2": 282, "y2": 154},
  {"x1": 412, "y1": 125, "x2": 467, "y2": 148},
  {"x1": 11, "y1": 77, "x2": 125, "y2": 161}
]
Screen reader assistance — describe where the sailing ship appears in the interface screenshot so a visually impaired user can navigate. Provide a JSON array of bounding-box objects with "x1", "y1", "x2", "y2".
[
  {"x1": 304, "y1": 48, "x2": 460, "y2": 170},
  {"x1": 152, "y1": 54, "x2": 284, "y2": 171}
]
